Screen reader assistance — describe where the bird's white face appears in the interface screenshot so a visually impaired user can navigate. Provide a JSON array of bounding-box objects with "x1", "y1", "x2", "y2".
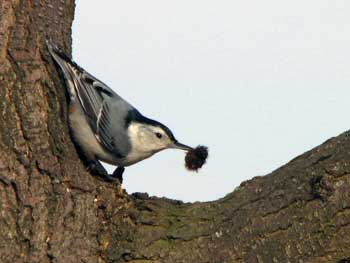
[
  {"x1": 125, "y1": 121, "x2": 193, "y2": 166},
  {"x1": 127, "y1": 122, "x2": 175, "y2": 155}
]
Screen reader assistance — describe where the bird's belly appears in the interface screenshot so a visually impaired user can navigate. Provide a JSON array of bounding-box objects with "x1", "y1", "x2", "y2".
[{"x1": 69, "y1": 103, "x2": 119, "y2": 165}]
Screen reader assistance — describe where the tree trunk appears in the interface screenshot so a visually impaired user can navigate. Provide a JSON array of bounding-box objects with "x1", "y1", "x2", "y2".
[{"x1": 1, "y1": 1, "x2": 350, "y2": 262}]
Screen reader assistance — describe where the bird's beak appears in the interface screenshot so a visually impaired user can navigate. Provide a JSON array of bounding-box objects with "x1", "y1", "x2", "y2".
[{"x1": 172, "y1": 141, "x2": 193, "y2": 151}]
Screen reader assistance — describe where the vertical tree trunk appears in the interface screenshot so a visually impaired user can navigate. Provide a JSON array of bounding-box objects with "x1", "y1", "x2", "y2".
[
  {"x1": 0, "y1": 1, "x2": 106, "y2": 262},
  {"x1": 1, "y1": 1, "x2": 350, "y2": 263}
]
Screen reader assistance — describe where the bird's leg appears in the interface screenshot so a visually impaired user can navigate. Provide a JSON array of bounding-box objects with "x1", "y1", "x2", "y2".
[
  {"x1": 87, "y1": 160, "x2": 118, "y2": 182},
  {"x1": 112, "y1": 167, "x2": 125, "y2": 184}
]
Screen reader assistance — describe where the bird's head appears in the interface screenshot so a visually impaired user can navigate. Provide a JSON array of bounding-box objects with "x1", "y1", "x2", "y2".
[{"x1": 127, "y1": 117, "x2": 192, "y2": 156}]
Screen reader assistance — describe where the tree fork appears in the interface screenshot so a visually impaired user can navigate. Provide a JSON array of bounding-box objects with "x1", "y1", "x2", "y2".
[{"x1": 1, "y1": 1, "x2": 350, "y2": 262}]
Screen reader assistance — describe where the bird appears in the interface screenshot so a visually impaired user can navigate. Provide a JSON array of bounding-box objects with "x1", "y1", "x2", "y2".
[{"x1": 47, "y1": 42, "x2": 193, "y2": 183}]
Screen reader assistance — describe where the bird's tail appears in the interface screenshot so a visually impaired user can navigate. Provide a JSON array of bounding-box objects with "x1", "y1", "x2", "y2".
[{"x1": 46, "y1": 41, "x2": 81, "y2": 100}]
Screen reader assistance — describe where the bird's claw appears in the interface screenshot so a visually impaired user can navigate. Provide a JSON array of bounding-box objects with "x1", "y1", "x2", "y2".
[
  {"x1": 112, "y1": 167, "x2": 125, "y2": 184},
  {"x1": 87, "y1": 161, "x2": 123, "y2": 184}
]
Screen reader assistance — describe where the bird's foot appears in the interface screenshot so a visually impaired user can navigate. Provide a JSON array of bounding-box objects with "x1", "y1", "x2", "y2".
[
  {"x1": 112, "y1": 167, "x2": 125, "y2": 184},
  {"x1": 87, "y1": 161, "x2": 121, "y2": 183}
]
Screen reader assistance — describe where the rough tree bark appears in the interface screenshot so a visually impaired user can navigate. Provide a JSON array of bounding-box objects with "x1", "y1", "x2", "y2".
[{"x1": 1, "y1": 1, "x2": 350, "y2": 263}]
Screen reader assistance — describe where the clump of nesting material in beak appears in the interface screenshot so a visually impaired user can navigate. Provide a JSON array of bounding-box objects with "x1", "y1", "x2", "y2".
[{"x1": 185, "y1": 145, "x2": 208, "y2": 171}]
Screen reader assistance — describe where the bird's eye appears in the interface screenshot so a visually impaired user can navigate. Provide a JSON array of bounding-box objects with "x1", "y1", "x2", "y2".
[{"x1": 155, "y1": 132, "x2": 162, "y2": 139}]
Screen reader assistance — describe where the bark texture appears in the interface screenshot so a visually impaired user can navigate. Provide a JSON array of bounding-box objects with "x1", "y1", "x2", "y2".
[{"x1": 1, "y1": 1, "x2": 350, "y2": 262}]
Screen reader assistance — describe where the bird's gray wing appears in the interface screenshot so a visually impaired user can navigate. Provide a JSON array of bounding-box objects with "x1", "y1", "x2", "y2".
[
  {"x1": 96, "y1": 99, "x2": 133, "y2": 158},
  {"x1": 74, "y1": 71, "x2": 117, "y2": 128},
  {"x1": 47, "y1": 42, "x2": 133, "y2": 157}
]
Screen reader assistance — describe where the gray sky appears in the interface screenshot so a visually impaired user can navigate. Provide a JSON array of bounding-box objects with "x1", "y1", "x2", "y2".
[{"x1": 73, "y1": 0, "x2": 350, "y2": 202}]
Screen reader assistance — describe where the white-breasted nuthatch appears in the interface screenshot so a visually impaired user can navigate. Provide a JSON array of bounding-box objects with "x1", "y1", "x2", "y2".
[{"x1": 47, "y1": 42, "x2": 193, "y2": 183}]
